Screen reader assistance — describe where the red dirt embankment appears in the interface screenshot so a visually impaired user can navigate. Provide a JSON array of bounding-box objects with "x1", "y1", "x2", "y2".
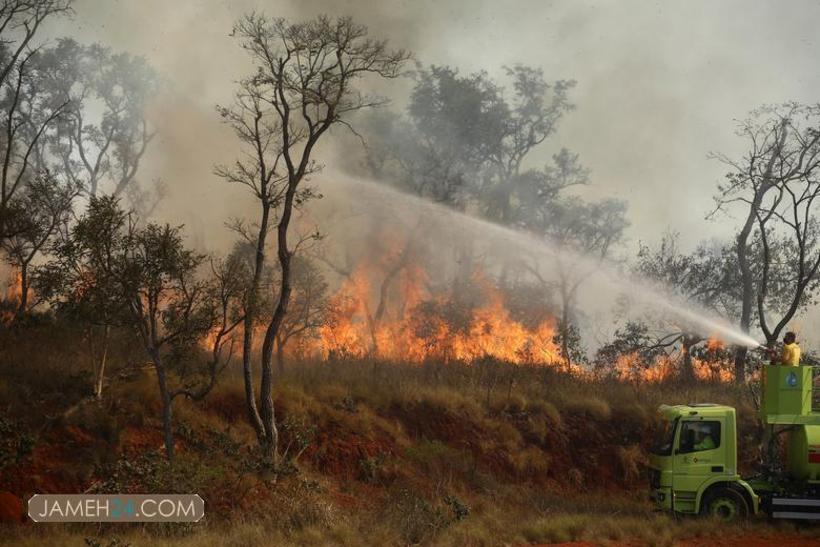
[
  {"x1": 544, "y1": 537, "x2": 820, "y2": 547},
  {"x1": 0, "y1": 491, "x2": 24, "y2": 523},
  {"x1": 679, "y1": 536, "x2": 820, "y2": 547}
]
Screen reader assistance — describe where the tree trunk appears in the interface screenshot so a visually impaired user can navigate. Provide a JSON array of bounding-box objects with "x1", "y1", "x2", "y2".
[
  {"x1": 680, "y1": 335, "x2": 695, "y2": 383},
  {"x1": 260, "y1": 325, "x2": 280, "y2": 463},
  {"x1": 560, "y1": 318, "x2": 571, "y2": 369},
  {"x1": 559, "y1": 283, "x2": 572, "y2": 369},
  {"x1": 733, "y1": 119, "x2": 788, "y2": 384},
  {"x1": 363, "y1": 298, "x2": 379, "y2": 357},
  {"x1": 732, "y1": 346, "x2": 748, "y2": 384},
  {"x1": 151, "y1": 348, "x2": 175, "y2": 460},
  {"x1": 17, "y1": 263, "x2": 28, "y2": 316},
  {"x1": 734, "y1": 215, "x2": 756, "y2": 384},
  {"x1": 258, "y1": 179, "x2": 301, "y2": 465},
  {"x1": 94, "y1": 325, "x2": 110, "y2": 399},
  {"x1": 276, "y1": 336, "x2": 285, "y2": 376},
  {"x1": 242, "y1": 203, "x2": 270, "y2": 443}
]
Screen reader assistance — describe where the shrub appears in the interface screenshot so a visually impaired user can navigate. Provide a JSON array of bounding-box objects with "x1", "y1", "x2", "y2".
[
  {"x1": 0, "y1": 415, "x2": 35, "y2": 470},
  {"x1": 563, "y1": 397, "x2": 611, "y2": 421},
  {"x1": 509, "y1": 445, "x2": 550, "y2": 478},
  {"x1": 616, "y1": 444, "x2": 647, "y2": 483},
  {"x1": 385, "y1": 488, "x2": 449, "y2": 545}
]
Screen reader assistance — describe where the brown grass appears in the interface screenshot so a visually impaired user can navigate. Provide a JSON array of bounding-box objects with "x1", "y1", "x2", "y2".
[{"x1": 0, "y1": 321, "x2": 783, "y2": 546}]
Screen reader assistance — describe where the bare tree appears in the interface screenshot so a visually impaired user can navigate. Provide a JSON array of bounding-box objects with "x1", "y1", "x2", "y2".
[
  {"x1": 220, "y1": 13, "x2": 409, "y2": 462},
  {"x1": 200, "y1": 254, "x2": 248, "y2": 387},
  {"x1": 526, "y1": 196, "x2": 628, "y2": 366},
  {"x1": 216, "y1": 76, "x2": 287, "y2": 450},
  {"x1": 0, "y1": 1, "x2": 73, "y2": 238},
  {"x1": 712, "y1": 103, "x2": 820, "y2": 381},
  {"x1": 0, "y1": 1, "x2": 73, "y2": 84},
  {"x1": 47, "y1": 39, "x2": 158, "y2": 199}
]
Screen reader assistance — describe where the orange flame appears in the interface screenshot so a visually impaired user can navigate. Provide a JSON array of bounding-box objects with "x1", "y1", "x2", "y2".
[
  {"x1": 694, "y1": 336, "x2": 733, "y2": 382},
  {"x1": 610, "y1": 337, "x2": 734, "y2": 384},
  {"x1": 313, "y1": 260, "x2": 563, "y2": 366},
  {"x1": 4, "y1": 270, "x2": 25, "y2": 303},
  {"x1": 199, "y1": 326, "x2": 222, "y2": 352},
  {"x1": 1, "y1": 270, "x2": 30, "y2": 324},
  {"x1": 705, "y1": 337, "x2": 725, "y2": 352}
]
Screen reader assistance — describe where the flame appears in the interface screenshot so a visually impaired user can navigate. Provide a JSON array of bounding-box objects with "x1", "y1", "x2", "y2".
[
  {"x1": 705, "y1": 337, "x2": 724, "y2": 352},
  {"x1": 610, "y1": 337, "x2": 734, "y2": 384},
  {"x1": 192, "y1": 243, "x2": 734, "y2": 384},
  {"x1": 612, "y1": 352, "x2": 674, "y2": 383},
  {"x1": 199, "y1": 326, "x2": 222, "y2": 352},
  {"x1": 693, "y1": 336, "x2": 733, "y2": 382},
  {"x1": 1, "y1": 270, "x2": 31, "y2": 324},
  {"x1": 691, "y1": 356, "x2": 734, "y2": 382},
  {"x1": 313, "y1": 259, "x2": 564, "y2": 367}
]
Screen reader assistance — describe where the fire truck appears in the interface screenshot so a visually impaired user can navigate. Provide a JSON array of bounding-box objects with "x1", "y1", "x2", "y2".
[{"x1": 649, "y1": 365, "x2": 820, "y2": 520}]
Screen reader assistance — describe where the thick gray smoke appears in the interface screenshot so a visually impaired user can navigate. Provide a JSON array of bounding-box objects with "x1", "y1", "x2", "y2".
[
  {"x1": 50, "y1": 0, "x2": 820, "y2": 250},
  {"x1": 35, "y1": 0, "x2": 820, "y2": 348}
]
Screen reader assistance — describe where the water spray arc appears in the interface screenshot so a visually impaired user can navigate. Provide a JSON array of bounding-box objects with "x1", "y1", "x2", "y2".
[{"x1": 326, "y1": 175, "x2": 761, "y2": 350}]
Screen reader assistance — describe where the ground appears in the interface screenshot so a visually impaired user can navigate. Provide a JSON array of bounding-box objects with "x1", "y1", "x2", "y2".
[{"x1": 1, "y1": 324, "x2": 819, "y2": 545}]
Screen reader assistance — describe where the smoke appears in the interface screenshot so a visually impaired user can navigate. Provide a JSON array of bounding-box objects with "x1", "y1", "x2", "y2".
[
  {"x1": 31, "y1": 0, "x2": 820, "y2": 348},
  {"x1": 315, "y1": 174, "x2": 762, "y2": 349},
  {"x1": 44, "y1": 0, "x2": 820, "y2": 249}
]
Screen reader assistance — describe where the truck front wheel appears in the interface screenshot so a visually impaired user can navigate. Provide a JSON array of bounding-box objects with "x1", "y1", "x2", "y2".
[{"x1": 700, "y1": 487, "x2": 749, "y2": 522}]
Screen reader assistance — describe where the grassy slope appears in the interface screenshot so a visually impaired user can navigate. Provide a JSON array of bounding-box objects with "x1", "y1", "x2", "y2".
[{"x1": 1, "y1": 323, "x2": 818, "y2": 546}]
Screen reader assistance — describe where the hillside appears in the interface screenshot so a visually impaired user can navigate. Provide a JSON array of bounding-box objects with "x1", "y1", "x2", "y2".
[{"x1": 2, "y1": 322, "x2": 819, "y2": 546}]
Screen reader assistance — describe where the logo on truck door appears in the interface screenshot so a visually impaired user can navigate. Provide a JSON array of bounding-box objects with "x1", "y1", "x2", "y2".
[{"x1": 786, "y1": 371, "x2": 798, "y2": 387}]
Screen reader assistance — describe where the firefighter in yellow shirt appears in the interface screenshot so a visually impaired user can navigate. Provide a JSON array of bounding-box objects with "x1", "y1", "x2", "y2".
[
  {"x1": 763, "y1": 331, "x2": 801, "y2": 365},
  {"x1": 780, "y1": 331, "x2": 801, "y2": 366}
]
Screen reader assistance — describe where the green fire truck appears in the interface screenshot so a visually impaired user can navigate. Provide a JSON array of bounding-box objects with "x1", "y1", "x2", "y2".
[{"x1": 648, "y1": 364, "x2": 820, "y2": 520}]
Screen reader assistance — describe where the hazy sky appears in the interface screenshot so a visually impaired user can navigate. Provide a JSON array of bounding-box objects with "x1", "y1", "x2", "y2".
[
  {"x1": 47, "y1": 0, "x2": 820, "y2": 252},
  {"x1": 29, "y1": 0, "x2": 820, "y2": 346}
]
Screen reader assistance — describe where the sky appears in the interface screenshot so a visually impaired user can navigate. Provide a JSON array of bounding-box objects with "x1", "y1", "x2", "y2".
[
  {"x1": 45, "y1": 0, "x2": 820, "y2": 254},
  {"x1": 36, "y1": 0, "x2": 820, "y2": 344}
]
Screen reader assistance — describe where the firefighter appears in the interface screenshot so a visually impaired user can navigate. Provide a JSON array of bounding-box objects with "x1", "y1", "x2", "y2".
[
  {"x1": 693, "y1": 429, "x2": 716, "y2": 451},
  {"x1": 780, "y1": 331, "x2": 801, "y2": 366},
  {"x1": 765, "y1": 331, "x2": 801, "y2": 366}
]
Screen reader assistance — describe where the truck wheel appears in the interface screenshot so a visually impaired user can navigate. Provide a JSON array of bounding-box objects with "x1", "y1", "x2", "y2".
[{"x1": 701, "y1": 487, "x2": 749, "y2": 522}]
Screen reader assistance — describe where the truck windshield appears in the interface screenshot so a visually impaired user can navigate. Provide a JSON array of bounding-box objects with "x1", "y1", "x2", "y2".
[{"x1": 651, "y1": 418, "x2": 678, "y2": 456}]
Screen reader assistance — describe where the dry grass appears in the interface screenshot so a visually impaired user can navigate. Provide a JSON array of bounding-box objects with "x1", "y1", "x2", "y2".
[
  {"x1": 0, "y1": 321, "x2": 780, "y2": 546},
  {"x1": 4, "y1": 498, "x2": 819, "y2": 547}
]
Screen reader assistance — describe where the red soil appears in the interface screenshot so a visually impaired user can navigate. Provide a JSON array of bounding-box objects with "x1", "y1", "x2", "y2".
[
  {"x1": 677, "y1": 536, "x2": 820, "y2": 546},
  {"x1": 0, "y1": 491, "x2": 24, "y2": 523},
  {"x1": 119, "y1": 425, "x2": 164, "y2": 455},
  {"x1": 542, "y1": 537, "x2": 820, "y2": 547}
]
